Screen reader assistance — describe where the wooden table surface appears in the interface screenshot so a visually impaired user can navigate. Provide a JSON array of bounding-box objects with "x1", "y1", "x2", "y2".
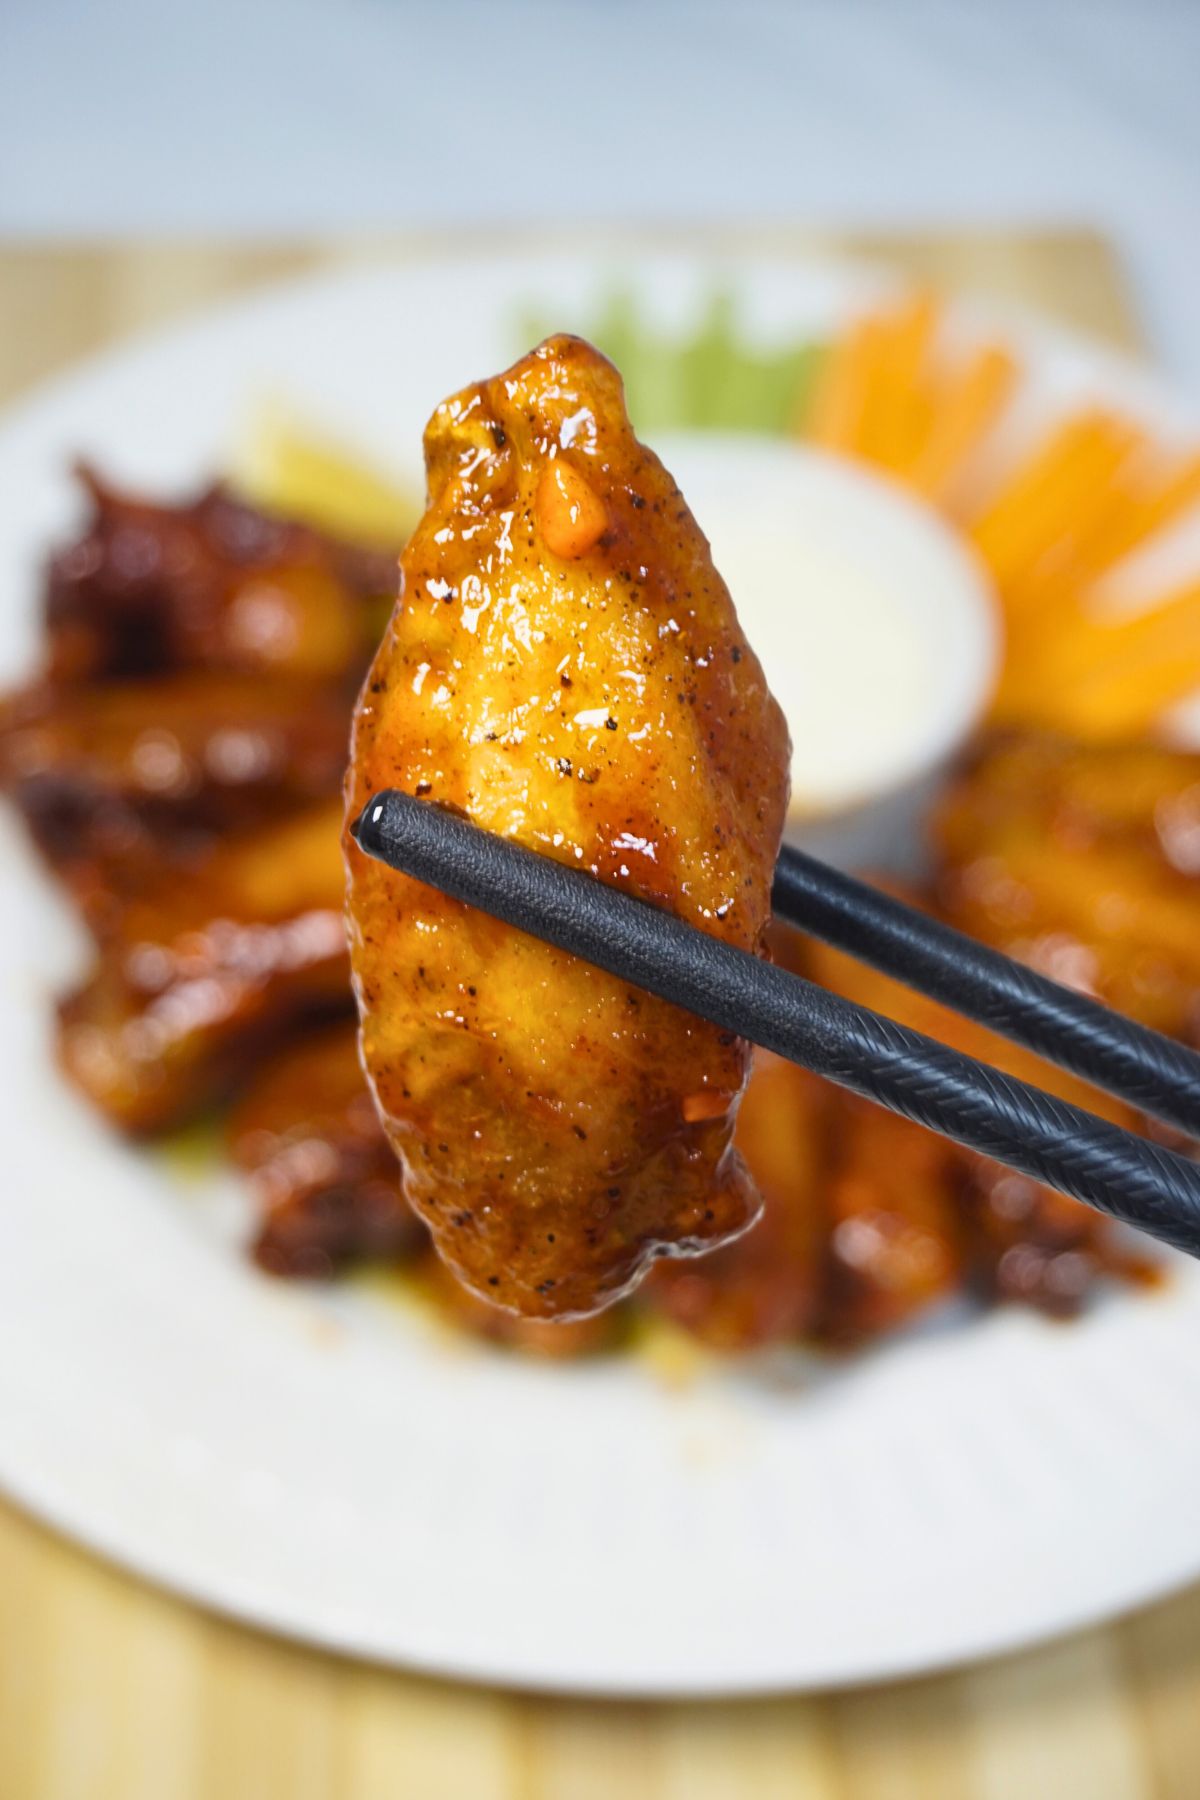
[{"x1": 1, "y1": 232, "x2": 1198, "y2": 1800}]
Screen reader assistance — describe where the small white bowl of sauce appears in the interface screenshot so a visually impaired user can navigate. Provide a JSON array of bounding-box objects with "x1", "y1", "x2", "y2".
[{"x1": 658, "y1": 434, "x2": 1001, "y2": 869}]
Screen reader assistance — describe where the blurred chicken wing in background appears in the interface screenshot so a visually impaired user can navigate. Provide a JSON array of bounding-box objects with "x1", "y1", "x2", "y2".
[{"x1": 934, "y1": 733, "x2": 1200, "y2": 1046}]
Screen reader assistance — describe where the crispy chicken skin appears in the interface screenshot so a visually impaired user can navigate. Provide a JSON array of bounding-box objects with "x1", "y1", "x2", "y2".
[{"x1": 345, "y1": 336, "x2": 791, "y2": 1319}]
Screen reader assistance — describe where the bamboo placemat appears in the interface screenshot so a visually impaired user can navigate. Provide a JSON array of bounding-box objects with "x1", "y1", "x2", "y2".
[{"x1": 0, "y1": 231, "x2": 1197, "y2": 1800}]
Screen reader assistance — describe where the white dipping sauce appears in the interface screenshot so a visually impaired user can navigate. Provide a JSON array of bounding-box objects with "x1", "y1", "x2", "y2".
[{"x1": 656, "y1": 435, "x2": 999, "y2": 816}]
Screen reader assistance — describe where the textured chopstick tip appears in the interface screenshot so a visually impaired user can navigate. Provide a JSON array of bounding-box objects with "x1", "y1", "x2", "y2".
[{"x1": 349, "y1": 795, "x2": 388, "y2": 851}]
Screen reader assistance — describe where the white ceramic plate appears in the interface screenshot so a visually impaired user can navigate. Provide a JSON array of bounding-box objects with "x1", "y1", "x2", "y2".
[{"x1": 2, "y1": 248, "x2": 1199, "y2": 1695}]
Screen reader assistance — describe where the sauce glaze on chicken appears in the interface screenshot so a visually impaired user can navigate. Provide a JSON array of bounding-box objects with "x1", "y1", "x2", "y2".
[{"x1": 345, "y1": 337, "x2": 791, "y2": 1318}]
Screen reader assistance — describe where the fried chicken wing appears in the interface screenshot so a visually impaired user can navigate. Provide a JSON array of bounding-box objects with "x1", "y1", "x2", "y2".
[
  {"x1": 345, "y1": 336, "x2": 791, "y2": 1318},
  {"x1": 59, "y1": 800, "x2": 350, "y2": 1133},
  {"x1": 228, "y1": 1025, "x2": 421, "y2": 1276},
  {"x1": 818, "y1": 1083, "x2": 965, "y2": 1343},
  {"x1": 0, "y1": 672, "x2": 348, "y2": 894},
  {"x1": 801, "y1": 930, "x2": 1151, "y2": 1333},
  {"x1": 44, "y1": 468, "x2": 394, "y2": 688},
  {"x1": 229, "y1": 1024, "x2": 614, "y2": 1352},
  {"x1": 963, "y1": 1155, "x2": 1155, "y2": 1314},
  {"x1": 934, "y1": 733, "x2": 1200, "y2": 1043}
]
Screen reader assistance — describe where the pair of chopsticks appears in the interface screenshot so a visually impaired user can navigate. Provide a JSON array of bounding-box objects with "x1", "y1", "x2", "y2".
[{"x1": 351, "y1": 792, "x2": 1200, "y2": 1261}]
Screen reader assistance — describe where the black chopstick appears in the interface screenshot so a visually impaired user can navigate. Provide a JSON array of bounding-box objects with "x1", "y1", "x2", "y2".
[
  {"x1": 772, "y1": 845, "x2": 1200, "y2": 1140},
  {"x1": 351, "y1": 792, "x2": 1200, "y2": 1261}
]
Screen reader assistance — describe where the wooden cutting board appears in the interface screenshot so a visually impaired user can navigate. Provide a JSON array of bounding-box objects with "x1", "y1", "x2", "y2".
[{"x1": 0, "y1": 232, "x2": 1196, "y2": 1800}]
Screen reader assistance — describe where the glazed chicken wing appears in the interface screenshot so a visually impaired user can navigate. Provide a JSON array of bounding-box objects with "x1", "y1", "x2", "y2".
[
  {"x1": 0, "y1": 672, "x2": 349, "y2": 898},
  {"x1": 60, "y1": 800, "x2": 350, "y2": 1133},
  {"x1": 44, "y1": 468, "x2": 394, "y2": 688},
  {"x1": 345, "y1": 336, "x2": 791, "y2": 1318},
  {"x1": 801, "y1": 931, "x2": 1154, "y2": 1331},
  {"x1": 229, "y1": 1024, "x2": 615, "y2": 1354},
  {"x1": 228, "y1": 1025, "x2": 421, "y2": 1277},
  {"x1": 934, "y1": 733, "x2": 1200, "y2": 1044}
]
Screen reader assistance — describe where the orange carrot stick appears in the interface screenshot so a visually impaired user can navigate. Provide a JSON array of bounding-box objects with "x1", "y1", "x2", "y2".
[
  {"x1": 806, "y1": 315, "x2": 885, "y2": 453},
  {"x1": 906, "y1": 342, "x2": 1019, "y2": 504},
  {"x1": 990, "y1": 442, "x2": 1200, "y2": 680},
  {"x1": 968, "y1": 415, "x2": 1100, "y2": 566},
  {"x1": 859, "y1": 291, "x2": 940, "y2": 471},
  {"x1": 1060, "y1": 449, "x2": 1200, "y2": 592},
  {"x1": 970, "y1": 413, "x2": 1136, "y2": 596},
  {"x1": 999, "y1": 421, "x2": 1147, "y2": 609},
  {"x1": 991, "y1": 581, "x2": 1200, "y2": 737}
]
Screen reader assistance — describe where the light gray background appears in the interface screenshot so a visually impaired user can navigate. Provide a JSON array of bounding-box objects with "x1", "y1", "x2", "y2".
[{"x1": 2, "y1": 1, "x2": 1198, "y2": 384}]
